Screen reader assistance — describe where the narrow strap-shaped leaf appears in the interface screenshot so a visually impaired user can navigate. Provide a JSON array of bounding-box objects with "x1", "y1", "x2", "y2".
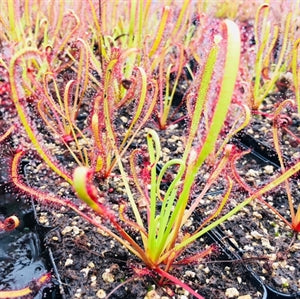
[{"x1": 9, "y1": 48, "x2": 72, "y2": 184}]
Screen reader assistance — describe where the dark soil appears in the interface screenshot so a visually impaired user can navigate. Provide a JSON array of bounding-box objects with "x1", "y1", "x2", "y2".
[{"x1": 38, "y1": 205, "x2": 266, "y2": 299}]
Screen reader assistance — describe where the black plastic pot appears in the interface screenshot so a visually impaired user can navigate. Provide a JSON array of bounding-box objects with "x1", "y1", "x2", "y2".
[
  {"x1": 0, "y1": 192, "x2": 63, "y2": 298},
  {"x1": 0, "y1": 155, "x2": 64, "y2": 298},
  {"x1": 234, "y1": 130, "x2": 282, "y2": 167},
  {"x1": 203, "y1": 224, "x2": 268, "y2": 299},
  {"x1": 266, "y1": 285, "x2": 300, "y2": 299},
  {"x1": 30, "y1": 199, "x2": 65, "y2": 299},
  {"x1": 214, "y1": 223, "x2": 300, "y2": 298},
  {"x1": 23, "y1": 163, "x2": 65, "y2": 298},
  {"x1": 231, "y1": 130, "x2": 300, "y2": 299}
]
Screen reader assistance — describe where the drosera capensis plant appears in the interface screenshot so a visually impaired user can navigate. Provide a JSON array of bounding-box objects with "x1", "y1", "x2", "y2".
[
  {"x1": 90, "y1": 0, "x2": 208, "y2": 130},
  {"x1": 271, "y1": 99, "x2": 300, "y2": 233},
  {"x1": 0, "y1": 0, "x2": 99, "y2": 69},
  {"x1": 70, "y1": 19, "x2": 242, "y2": 297},
  {"x1": 9, "y1": 136, "x2": 300, "y2": 298},
  {"x1": 0, "y1": 0, "x2": 62, "y2": 75},
  {"x1": 250, "y1": 2, "x2": 299, "y2": 110},
  {"x1": 230, "y1": 99, "x2": 300, "y2": 235},
  {"x1": 93, "y1": 0, "x2": 196, "y2": 62},
  {"x1": 0, "y1": 0, "x2": 110, "y2": 108},
  {"x1": 89, "y1": 48, "x2": 158, "y2": 177},
  {"x1": 8, "y1": 38, "x2": 157, "y2": 180}
]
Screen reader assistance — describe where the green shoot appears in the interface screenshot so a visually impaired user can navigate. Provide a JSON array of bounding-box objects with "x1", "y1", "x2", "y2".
[
  {"x1": 292, "y1": 38, "x2": 300, "y2": 113},
  {"x1": 252, "y1": 3, "x2": 293, "y2": 109}
]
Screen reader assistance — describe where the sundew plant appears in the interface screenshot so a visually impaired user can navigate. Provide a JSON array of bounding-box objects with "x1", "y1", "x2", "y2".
[{"x1": 0, "y1": 0, "x2": 300, "y2": 298}]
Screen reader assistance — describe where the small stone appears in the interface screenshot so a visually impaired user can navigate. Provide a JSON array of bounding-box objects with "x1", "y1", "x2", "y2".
[
  {"x1": 88, "y1": 262, "x2": 95, "y2": 268},
  {"x1": 244, "y1": 245, "x2": 254, "y2": 251},
  {"x1": 80, "y1": 267, "x2": 90, "y2": 277},
  {"x1": 61, "y1": 225, "x2": 81, "y2": 236},
  {"x1": 253, "y1": 211, "x2": 262, "y2": 219},
  {"x1": 74, "y1": 288, "x2": 82, "y2": 298},
  {"x1": 184, "y1": 218, "x2": 193, "y2": 228},
  {"x1": 120, "y1": 116, "x2": 128, "y2": 123},
  {"x1": 96, "y1": 289, "x2": 106, "y2": 298},
  {"x1": 90, "y1": 275, "x2": 97, "y2": 287},
  {"x1": 144, "y1": 290, "x2": 160, "y2": 299},
  {"x1": 238, "y1": 295, "x2": 252, "y2": 299},
  {"x1": 264, "y1": 165, "x2": 274, "y2": 174},
  {"x1": 261, "y1": 237, "x2": 272, "y2": 249},
  {"x1": 225, "y1": 287, "x2": 239, "y2": 298},
  {"x1": 288, "y1": 265, "x2": 295, "y2": 271},
  {"x1": 247, "y1": 128, "x2": 254, "y2": 134},
  {"x1": 102, "y1": 270, "x2": 114, "y2": 283},
  {"x1": 185, "y1": 270, "x2": 196, "y2": 278},
  {"x1": 65, "y1": 258, "x2": 73, "y2": 266},
  {"x1": 251, "y1": 231, "x2": 263, "y2": 240},
  {"x1": 62, "y1": 226, "x2": 73, "y2": 235},
  {"x1": 246, "y1": 169, "x2": 259, "y2": 177},
  {"x1": 268, "y1": 253, "x2": 277, "y2": 261},
  {"x1": 39, "y1": 214, "x2": 49, "y2": 225},
  {"x1": 72, "y1": 226, "x2": 80, "y2": 235}
]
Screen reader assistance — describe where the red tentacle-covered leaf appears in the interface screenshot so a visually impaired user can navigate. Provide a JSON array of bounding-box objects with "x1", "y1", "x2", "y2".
[
  {"x1": 173, "y1": 244, "x2": 217, "y2": 265},
  {"x1": 1, "y1": 215, "x2": 20, "y2": 232},
  {"x1": 0, "y1": 124, "x2": 15, "y2": 143},
  {"x1": 292, "y1": 206, "x2": 300, "y2": 232}
]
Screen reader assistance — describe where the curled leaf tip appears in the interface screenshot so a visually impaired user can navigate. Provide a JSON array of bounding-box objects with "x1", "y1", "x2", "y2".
[{"x1": 73, "y1": 166, "x2": 99, "y2": 211}]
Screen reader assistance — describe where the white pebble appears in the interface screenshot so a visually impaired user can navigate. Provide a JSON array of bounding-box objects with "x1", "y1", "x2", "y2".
[
  {"x1": 102, "y1": 270, "x2": 115, "y2": 283},
  {"x1": 144, "y1": 290, "x2": 160, "y2": 299},
  {"x1": 96, "y1": 289, "x2": 106, "y2": 298},
  {"x1": 80, "y1": 267, "x2": 90, "y2": 277},
  {"x1": 225, "y1": 287, "x2": 239, "y2": 298},
  {"x1": 65, "y1": 258, "x2": 73, "y2": 266},
  {"x1": 251, "y1": 231, "x2": 263, "y2": 240},
  {"x1": 264, "y1": 165, "x2": 274, "y2": 174},
  {"x1": 61, "y1": 226, "x2": 73, "y2": 235},
  {"x1": 185, "y1": 270, "x2": 196, "y2": 278},
  {"x1": 246, "y1": 169, "x2": 259, "y2": 177}
]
